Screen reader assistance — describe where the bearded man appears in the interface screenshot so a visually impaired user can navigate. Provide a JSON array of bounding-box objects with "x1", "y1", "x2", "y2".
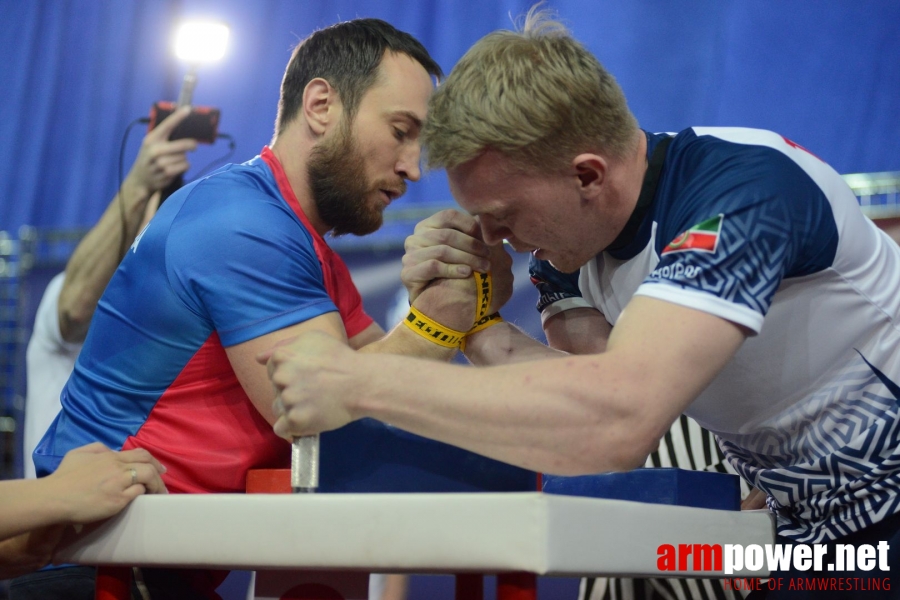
[{"x1": 23, "y1": 18, "x2": 495, "y2": 600}]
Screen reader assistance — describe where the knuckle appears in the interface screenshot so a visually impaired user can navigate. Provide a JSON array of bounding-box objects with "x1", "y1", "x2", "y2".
[
  {"x1": 404, "y1": 235, "x2": 425, "y2": 251},
  {"x1": 431, "y1": 229, "x2": 451, "y2": 245}
]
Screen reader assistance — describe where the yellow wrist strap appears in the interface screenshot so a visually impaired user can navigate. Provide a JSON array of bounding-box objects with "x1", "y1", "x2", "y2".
[
  {"x1": 470, "y1": 311, "x2": 503, "y2": 334},
  {"x1": 403, "y1": 306, "x2": 466, "y2": 349},
  {"x1": 460, "y1": 272, "x2": 504, "y2": 352},
  {"x1": 475, "y1": 271, "x2": 492, "y2": 323}
]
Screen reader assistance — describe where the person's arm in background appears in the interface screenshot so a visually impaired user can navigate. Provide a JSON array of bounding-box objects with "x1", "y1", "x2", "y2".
[
  {"x1": 57, "y1": 107, "x2": 198, "y2": 343},
  {"x1": 0, "y1": 443, "x2": 166, "y2": 579},
  {"x1": 527, "y1": 255, "x2": 611, "y2": 354}
]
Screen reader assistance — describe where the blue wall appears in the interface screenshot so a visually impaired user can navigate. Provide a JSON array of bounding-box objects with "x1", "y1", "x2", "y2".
[{"x1": 1, "y1": 0, "x2": 899, "y2": 239}]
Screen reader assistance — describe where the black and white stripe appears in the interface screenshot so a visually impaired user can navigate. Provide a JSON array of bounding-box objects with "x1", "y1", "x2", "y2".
[{"x1": 579, "y1": 415, "x2": 752, "y2": 600}]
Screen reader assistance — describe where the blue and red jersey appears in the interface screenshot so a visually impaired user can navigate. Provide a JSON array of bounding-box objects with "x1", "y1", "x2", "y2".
[{"x1": 35, "y1": 147, "x2": 373, "y2": 494}]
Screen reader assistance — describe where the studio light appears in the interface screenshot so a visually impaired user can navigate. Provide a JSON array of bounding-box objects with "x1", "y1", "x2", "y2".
[
  {"x1": 174, "y1": 21, "x2": 230, "y2": 64},
  {"x1": 148, "y1": 18, "x2": 231, "y2": 201},
  {"x1": 172, "y1": 20, "x2": 230, "y2": 107}
]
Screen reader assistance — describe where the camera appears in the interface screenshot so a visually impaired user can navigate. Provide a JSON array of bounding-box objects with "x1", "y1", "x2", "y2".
[{"x1": 148, "y1": 101, "x2": 220, "y2": 144}]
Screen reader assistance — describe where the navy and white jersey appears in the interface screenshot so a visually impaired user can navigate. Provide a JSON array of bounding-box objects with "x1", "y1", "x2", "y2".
[{"x1": 532, "y1": 127, "x2": 900, "y2": 544}]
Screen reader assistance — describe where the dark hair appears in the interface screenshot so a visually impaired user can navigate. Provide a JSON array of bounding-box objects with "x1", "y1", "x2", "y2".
[{"x1": 275, "y1": 18, "x2": 442, "y2": 136}]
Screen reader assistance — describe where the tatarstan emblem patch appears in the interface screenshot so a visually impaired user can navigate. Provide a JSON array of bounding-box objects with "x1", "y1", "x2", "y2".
[{"x1": 661, "y1": 214, "x2": 723, "y2": 255}]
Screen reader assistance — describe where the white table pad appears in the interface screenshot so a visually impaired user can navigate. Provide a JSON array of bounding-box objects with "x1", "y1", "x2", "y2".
[{"x1": 57, "y1": 492, "x2": 774, "y2": 577}]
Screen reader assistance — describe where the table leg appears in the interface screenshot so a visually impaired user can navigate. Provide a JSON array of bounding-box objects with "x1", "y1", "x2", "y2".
[
  {"x1": 455, "y1": 573, "x2": 483, "y2": 600},
  {"x1": 95, "y1": 566, "x2": 132, "y2": 600},
  {"x1": 497, "y1": 572, "x2": 537, "y2": 600}
]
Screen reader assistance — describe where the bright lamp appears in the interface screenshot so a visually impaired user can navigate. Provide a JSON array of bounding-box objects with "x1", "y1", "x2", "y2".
[
  {"x1": 171, "y1": 20, "x2": 229, "y2": 107},
  {"x1": 174, "y1": 21, "x2": 230, "y2": 64}
]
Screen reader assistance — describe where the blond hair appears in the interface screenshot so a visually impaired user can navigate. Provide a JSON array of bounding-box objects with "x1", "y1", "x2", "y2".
[{"x1": 423, "y1": 4, "x2": 638, "y2": 172}]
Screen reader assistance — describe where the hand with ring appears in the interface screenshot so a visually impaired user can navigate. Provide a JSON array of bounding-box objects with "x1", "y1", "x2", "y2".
[
  {"x1": 41, "y1": 442, "x2": 168, "y2": 525},
  {"x1": 0, "y1": 443, "x2": 167, "y2": 579}
]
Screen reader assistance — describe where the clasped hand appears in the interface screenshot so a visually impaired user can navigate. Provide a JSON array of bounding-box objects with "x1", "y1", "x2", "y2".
[
  {"x1": 402, "y1": 209, "x2": 513, "y2": 314},
  {"x1": 261, "y1": 209, "x2": 514, "y2": 441}
]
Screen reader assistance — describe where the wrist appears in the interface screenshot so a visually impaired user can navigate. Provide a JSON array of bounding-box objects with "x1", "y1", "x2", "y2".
[
  {"x1": 459, "y1": 312, "x2": 503, "y2": 353},
  {"x1": 24, "y1": 477, "x2": 71, "y2": 527},
  {"x1": 403, "y1": 306, "x2": 465, "y2": 347},
  {"x1": 348, "y1": 350, "x2": 418, "y2": 421},
  {"x1": 119, "y1": 176, "x2": 153, "y2": 214},
  {"x1": 412, "y1": 279, "x2": 475, "y2": 332}
]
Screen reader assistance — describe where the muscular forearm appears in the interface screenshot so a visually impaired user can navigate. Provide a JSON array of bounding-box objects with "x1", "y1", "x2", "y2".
[
  {"x1": 463, "y1": 321, "x2": 565, "y2": 366},
  {"x1": 348, "y1": 299, "x2": 745, "y2": 475},
  {"x1": 353, "y1": 353, "x2": 660, "y2": 475},
  {"x1": 58, "y1": 182, "x2": 155, "y2": 342}
]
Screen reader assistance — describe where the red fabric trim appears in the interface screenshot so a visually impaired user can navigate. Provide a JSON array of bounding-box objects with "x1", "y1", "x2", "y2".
[
  {"x1": 259, "y1": 147, "x2": 373, "y2": 337},
  {"x1": 260, "y1": 146, "x2": 328, "y2": 252}
]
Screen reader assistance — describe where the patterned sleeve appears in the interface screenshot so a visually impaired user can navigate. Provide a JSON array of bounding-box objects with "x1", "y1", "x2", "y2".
[
  {"x1": 528, "y1": 255, "x2": 594, "y2": 325},
  {"x1": 635, "y1": 131, "x2": 839, "y2": 334}
]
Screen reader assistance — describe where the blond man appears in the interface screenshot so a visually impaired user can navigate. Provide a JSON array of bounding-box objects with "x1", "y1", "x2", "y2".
[{"x1": 267, "y1": 7, "x2": 900, "y2": 599}]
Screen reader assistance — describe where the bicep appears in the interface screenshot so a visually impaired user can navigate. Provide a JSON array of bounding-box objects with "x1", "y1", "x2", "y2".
[
  {"x1": 542, "y1": 306, "x2": 611, "y2": 354},
  {"x1": 224, "y1": 311, "x2": 348, "y2": 424},
  {"x1": 605, "y1": 295, "x2": 749, "y2": 436}
]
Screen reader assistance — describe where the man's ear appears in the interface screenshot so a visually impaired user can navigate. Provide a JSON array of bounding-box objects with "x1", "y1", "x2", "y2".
[
  {"x1": 302, "y1": 78, "x2": 340, "y2": 136},
  {"x1": 572, "y1": 154, "x2": 607, "y2": 199}
]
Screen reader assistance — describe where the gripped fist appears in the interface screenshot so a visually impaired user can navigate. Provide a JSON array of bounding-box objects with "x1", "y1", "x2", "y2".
[
  {"x1": 413, "y1": 276, "x2": 479, "y2": 333},
  {"x1": 264, "y1": 332, "x2": 360, "y2": 439},
  {"x1": 402, "y1": 210, "x2": 489, "y2": 305},
  {"x1": 402, "y1": 209, "x2": 514, "y2": 321}
]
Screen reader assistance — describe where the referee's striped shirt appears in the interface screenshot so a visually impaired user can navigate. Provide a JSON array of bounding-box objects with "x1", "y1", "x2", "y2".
[{"x1": 579, "y1": 415, "x2": 752, "y2": 600}]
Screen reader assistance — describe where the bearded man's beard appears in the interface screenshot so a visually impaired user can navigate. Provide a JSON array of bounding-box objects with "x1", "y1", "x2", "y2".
[{"x1": 308, "y1": 125, "x2": 390, "y2": 236}]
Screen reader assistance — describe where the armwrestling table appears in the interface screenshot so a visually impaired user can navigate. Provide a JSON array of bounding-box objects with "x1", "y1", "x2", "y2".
[{"x1": 55, "y1": 492, "x2": 775, "y2": 599}]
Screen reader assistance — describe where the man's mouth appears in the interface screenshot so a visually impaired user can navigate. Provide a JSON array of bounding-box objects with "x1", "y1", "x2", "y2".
[
  {"x1": 501, "y1": 239, "x2": 537, "y2": 255},
  {"x1": 379, "y1": 188, "x2": 403, "y2": 206}
]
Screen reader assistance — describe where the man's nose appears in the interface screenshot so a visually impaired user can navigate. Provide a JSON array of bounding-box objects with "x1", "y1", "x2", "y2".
[
  {"x1": 396, "y1": 143, "x2": 421, "y2": 182},
  {"x1": 478, "y1": 215, "x2": 511, "y2": 246}
]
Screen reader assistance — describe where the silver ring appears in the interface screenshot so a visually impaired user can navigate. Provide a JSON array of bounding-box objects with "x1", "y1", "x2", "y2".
[{"x1": 129, "y1": 467, "x2": 138, "y2": 486}]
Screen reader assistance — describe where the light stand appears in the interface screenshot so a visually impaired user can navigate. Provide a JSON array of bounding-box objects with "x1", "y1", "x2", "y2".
[{"x1": 158, "y1": 20, "x2": 229, "y2": 201}]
